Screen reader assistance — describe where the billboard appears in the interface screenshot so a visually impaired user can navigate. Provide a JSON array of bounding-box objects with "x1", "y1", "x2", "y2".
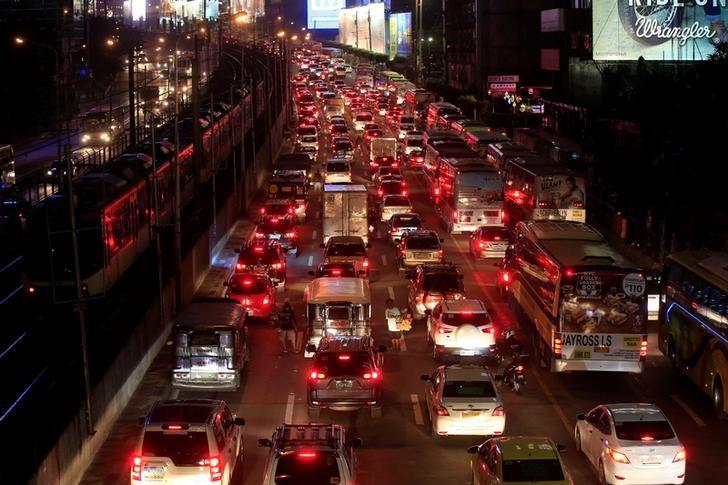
[
  {"x1": 308, "y1": 0, "x2": 345, "y2": 29},
  {"x1": 337, "y1": 4, "x2": 386, "y2": 54},
  {"x1": 389, "y1": 12, "x2": 412, "y2": 58},
  {"x1": 593, "y1": 0, "x2": 728, "y2": 61}
]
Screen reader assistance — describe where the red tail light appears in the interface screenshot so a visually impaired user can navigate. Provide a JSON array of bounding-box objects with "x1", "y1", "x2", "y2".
[
  {"x1": 537, "y1": 201, "x2": 548, "y2": 207},
  {"x1": 392, "y1": 162, "x2": 399, "y2": 168},
  {"x1": 378, "y1": 189, "x2": 383, "y2": 196},
  {"x1": 362, "y1": 259, "x2": 369, "y2": 268},
  {"x1": 438, "y1": 249, "x2": 444, "y2": 259},
  {"x1": 501, "y1": 271, "x2": 510, "y2": 283},
  {"x1": 438, "y1": 326, "x2": 454, "y2": 334},
  {"x1": 208, "y1": 456, "x2": 222, "y2": 482},
  {"x1": 481, "y1": 326, "x2": 494, "y2": 334},
  {"x1": 553, "y1": 334, "x2": 562, "y2": 358},
  {"x1": 253, "y1": 246, "x2": 264, "y2": 252},
  {"x1": 572, "y1": 200, "x2": 584, "y2": 208},
  {"x1": 338, "y1": 354, "x2": 351, "y2": 360},
  {"x1": 453, "y1": 210, "x2": 458, "y2": 220},
  {"x1": 640, "y1": 336, "x2": 648, "y2": 360},
  {"x1": 500, "y1": 209, "x2": 507, "y2": 222},
  {"x1": 286, "y1": 231, "x2": 296, "y2": 238},
  {"x1": 263, "y1": 296, "x2": 270, "y2": 305},
  {"x1": 402, "y1": 190, "x2": 407, "y2": 196},
  {"x1": 434, "y1": 187, "x2": 440, "y2": 196},
  {"x1": 673, "y1": 449, "x2": 686, "y2": 463},
  {"x1": 131, "y1": 456, "x2": 142, "y2": 481},
  {"x1": 435, "y1": 404, "x2": 449, "y2": 416},
  {"x1": 492, "y1": 405, "x2": 505, "y2": 416},
  {"x1": 259, "y1": 207, "x2": 266, "y2": 215},
  {"x1": 297, "y1": 451, "x2": 317, "y2": 459},
  {"x1": 309, "y1": 370, "x2": 326, "y2": 380},
  {"x1": 272, "y1": 263, "x2": 283, "y2": 269},
  {"x1": 362, "y1": 371, "x2": 380, "y2": 380},
  {"x1": 236, "y1": 263, "x2": 246, "y2": 271}
]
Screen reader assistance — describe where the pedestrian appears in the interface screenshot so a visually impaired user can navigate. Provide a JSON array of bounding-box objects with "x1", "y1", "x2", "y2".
[
  {"x1": 385, "y1": 298, "x2": 402, "y2": 351},
  {"x1": 278, "y1": 299, "x2": 298, "y2": 354}
]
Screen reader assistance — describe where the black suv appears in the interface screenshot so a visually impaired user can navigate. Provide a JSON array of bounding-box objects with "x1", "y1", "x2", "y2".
[
  {"x1": 309, "y1": 261, "x2": 358, "y2": 278},
  {"x1": 305, "y1": 336, "x2": 386, "y2": 418},
  {"x1": 234, "y1": 241, "x2": 287, "y2": 286},
  {"x1": 408, "y1": 263, "x2": 465, "y2": 319}
]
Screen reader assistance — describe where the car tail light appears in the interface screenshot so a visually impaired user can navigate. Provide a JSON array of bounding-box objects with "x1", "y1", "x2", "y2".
[
  {"x1": 297, "y1": 451, "x2": 317, "y2": 460},
  {"x1": 402, "y1": 190, "x2": 407, "y2": 196},
  {"x1": 407, "y1": 207, "x2": 412, "y2": 212},
  {"x1": 438, "y1": 326, "x2": 454, "y2": 334},
  {"x1": 640, "y1": 336, "x2": 648, "y2": 360},
  {"x1": 537, "y1": 201, "x2": 548, "y2": 207},
  {"x1": 259, "y1": 207, "x2": 266, "y2": 215},
  {"x1": 492, "y1": 405, "x2": 505, "y2": 416},
  {"x1": 481, "y1": 326, "x2": 494, "y2": 334},
  {"x1": 236, "y1": 263, "x2": 246, "y2": 271},
  {"x1": 338, "y1": 354, "x2": 351, "y2": 360},
  {"x1": 255, "y1": 232, "x2": 264, "y2": 238},
  {"x1": 272, "y1": 263, "x2": 283, "y2": 269},
  {"x1": 434, "y1": 403, "x2": 449, "y2": 416},
  {"x1": 640, "y1": 435, "x2": 654, "y2": 441},
  {"x1": 501, "y1": 270, "x2": 510, "y2": 283},
  {"x1": 673, "y1": 449, "x2": 686, "y2": 463},
  {"x1": 438, "y1": 249, "x2": 444, "y2": 259},
  {"x1": 362, "y1": 259, "x2": 369, "y2": 268},
  {"x1": 572, "y1": 200, "x2": 584, "y2": 208},
  {"x1": 553, "y1": 334, "x2": 562, "y2": 358},
  {"x1": 500, "y1": 209, "x2": 507, "y2": 222},
  {"x1": 453, "y1": 210, "x2": 458, "y2": 220},
  {"x1": 131, "y1": 455, "x2": 142, "y2": 481},
  {"x1": 363, "y1": 371, "x2": 380, "y2": 380},
  {"x1": 263, "y1": 296, "x2": 270, "y2": 305},
  {"x1": 392, "y1": 162, "x2": 399, "y2": 168},
  {"x1": 378, "y1": 189, "x2": 383, "y2": 197},
  {"x1": 607, "y1": 448, "x2": 630, "y2": 464},
  {"x1": 309, "y1": 370, "x2": 326, "y2": 380},
  {"x1": 208, "y1": 456, "x2": 222, "y2": 482}
]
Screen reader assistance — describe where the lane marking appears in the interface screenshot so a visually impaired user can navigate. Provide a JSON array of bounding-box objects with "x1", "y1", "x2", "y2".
[
  {"x1": 307, "y1": 256, "x2": 314, "y2": 267},
  {"x1": 312, "y1": 230, "x2": 317, "y2": 240},
  {"x1": 410, "y1": 394, "x2": 425, "y2": 425},
  {"x1": 381, "y1": 254, "x2": 387, "y2": 266},
  {"x1": 285, "y1": 393, "x2": 295, "y2": 424},
  {"x1": 671, "y1": 395, "x2": 706, "y2": 427},
  {"x1": 387, "y1": 286, "x2": 395, "y2": 300}
]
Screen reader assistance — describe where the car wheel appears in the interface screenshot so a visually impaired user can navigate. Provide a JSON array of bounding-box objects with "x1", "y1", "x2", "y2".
[
  {"x1": 599, "y1": 460, "x2": 610, "y2": 485},
  {"x1": 714, "y1": 377, "x2": 726, "y2": 418},
  {"x1": 370, "y1": 406, "x2": 382, "y2": 418},
  {"x1": 308, "y1": 405, "x2": 321, "y2": 418},
  {"x1": 574, "y1": 428, "x2": 582, "y2": 452}
]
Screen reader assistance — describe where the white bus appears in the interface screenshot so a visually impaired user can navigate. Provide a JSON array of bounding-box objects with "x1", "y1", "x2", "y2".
[{"x1": 506, "y1": 221, "x2": 648, "y2": 373}]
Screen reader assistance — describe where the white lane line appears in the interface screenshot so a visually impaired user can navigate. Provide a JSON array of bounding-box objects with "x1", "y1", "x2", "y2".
[
  {"x1": 387, "y1": 286, "x2": 395, "y2": 300},
  {"x1": 312, "y1": 230, "x2": 317, "y2": 240},
  {"x1": 410, "y1": 394, "x2": 425, "y2": 425},
  {"x1": 169, "y1": 389, "x2": 179, "y2": 400},
  {"x1": 381, "y1": 254, "x2": 387, "y2": 266},
  {"x1": 671, "y1": 395, "x2": 706, "y2": 427},
  {"x1": 285, "y1": 393, "x2": 296, "y2": 424},
  {"x1": 307, "y1": 255, "x2": 314, "y2": 266}
]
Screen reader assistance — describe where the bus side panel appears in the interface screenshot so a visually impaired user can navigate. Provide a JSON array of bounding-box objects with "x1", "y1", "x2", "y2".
[
  {"x1": 509, "y1": 278, "x2": 554, "y2": 351},
  {"x1": 710, "y1": 345, "x2": 728, "y2": 414}
]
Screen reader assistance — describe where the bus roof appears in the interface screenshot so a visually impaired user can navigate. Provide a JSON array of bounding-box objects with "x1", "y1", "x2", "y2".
[
  {"x1": 505, "y1": 156, "x2": 578, "y2": 177},
  {"x1": 519, "y1": 221, "x2": 638, "y2": 270},
  {"x1": 669, "y1": 251, "x2": 728, "y2": 289},
  {"x1": 305, "y1": 277, "x2": 371, "y2": 304},
  {"x1": 441, "y1": 158, "x2": 496, "y2": 172},
  {"x1": 488, "y1": 141, "x2": 531, "y2": 156},
  {"x1": 465, "y1": 131, "x2": 510, "y2": 143}
]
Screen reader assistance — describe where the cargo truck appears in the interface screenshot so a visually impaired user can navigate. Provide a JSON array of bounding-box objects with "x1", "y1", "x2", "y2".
[{"x1": 322, "y1": 184, "x2": 369, "y2": 245}]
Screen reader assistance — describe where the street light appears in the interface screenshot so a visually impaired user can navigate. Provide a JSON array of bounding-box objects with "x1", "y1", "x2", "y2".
[{"x1": 277, "y1": 31, "x2": 285, "y2": 38}]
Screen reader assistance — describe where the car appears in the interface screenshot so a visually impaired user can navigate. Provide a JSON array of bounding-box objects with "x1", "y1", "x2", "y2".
[
  {"x1": 322, "y1": 236, "x2": 369, "y2": 276},
  {"x1": 131, "y1": 399, "x2": 245, "y2": 485},
  {"x1": 427, "y1": 299, "x2": 496, "y2": 362},
  {"x1": 380, "y1": 194, "x2": 412, "y2": 222},
  {"x1": 377, "y1": 179, "x2": 407, "y2": 200},
  {"x1": 377, "y1": 102, "x2": 389, "y2": 116},
  {"x1": 387, "y1": 213, "x2": 424, "y2": 243},
  {"x1": 258, "y1": 424, "x2": 362, "y2": 485},
  {"x1": 469, "y1": 226, "x2": 511, "y2": 259},
  {"x1": 378, "y1": 174, "x2": 406, "y2": 186},
  {"x1": 396, "y1": 116, "x2": 416, "y2": 139},
  {"x1": 353, "y1": 113, "x2": 373, "y2": 131},
  {"x1": 309, "y1": 261, "x2": 358, "y2": 278},
  {"x1": 405, "y1": 148, "x2": 425, "y2": 169},
  {"x1": 296, "y1": 134, "x2": 319, "y2": 158},
  {"x1": 575, "y1": 403, "x2": 686, "y2": 485},
  {"x1": 371, "y1": 166, "x2": 402, "y2": 184},
  {"x1": 254, "y1": 216, "x2": 300, "y2": 256},
  {"x1": 331, "y1": 139, "x2": 354, "y2": 160},
  {"x1": 296, "y1": 125, "x2": 317, "y2": 144},
  {"x1": 234, "y1": 241, "x2": 287, "y2": 285},
  {"x1": 225, "y1": 273, "x2": 277, "y2": 319},
  {"x1": 259, "y1": 198, "x2": 298, "y2": 223},
  {"x1": 408, "y1": 263, "x2": 465, "y2": 318},
  {"x1": 363, "y1": 129, "x2": 383, "y2": 145},
  {"x1": 305, "y1": 336, "x2": 386, "y2": 417},
  {"x1": 468, "y1": 436, "x2": 572, "y2": 485},
  {"x1": 421, "y1": 365, "x2": 505, "y2": 438},
  {"x1": 397, "y1": 230, "x2": 444, "y2": 270},
  {"x1": 370, "y1": 155, "x2": 399, "y2": 174},
  {"x1": 330, "y1": 124, "x2": 349, "y2": 136},
  {"x1": 324, "y1": 159, "x2": 352, "y2": 184}
]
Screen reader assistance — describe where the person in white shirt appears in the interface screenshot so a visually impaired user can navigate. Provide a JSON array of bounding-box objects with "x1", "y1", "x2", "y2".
[{"x1": 385, "y1": 298, "x2": 402, "y2": 351}]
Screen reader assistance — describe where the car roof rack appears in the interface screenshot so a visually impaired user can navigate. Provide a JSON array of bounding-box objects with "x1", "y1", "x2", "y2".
[{"x1": 277, "y1": 424, "x2": 338, "y2": 448}]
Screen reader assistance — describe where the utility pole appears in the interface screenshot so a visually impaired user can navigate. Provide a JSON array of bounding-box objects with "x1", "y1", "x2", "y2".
[
  {"x1": 192, "y1": 36, "x2": 202, "y2": 199},
  {"x1": 416, "y1": 0, "x2": 423, "y2": 84},
  {"x1": 65, "y1": 143, "x2": 94, "y2": 436},
  {"x1": 442, "y1": 0, "x2": 448, "y2": 85},
  {"x1": 149, "y1": 114, "x2": 166, "y2": 323},
  {"x1": 173, "y1": 38, "x2": 182, "y2": 308},
  {"x1": 230, "y1": 85, "x2": 238, "y2": 209},
  {"x1": 128, "y1": 48, "x2": 137, "y2": 147},
  {"x1": 240, "y1": 37, "x2": 247, "y2": 211}
]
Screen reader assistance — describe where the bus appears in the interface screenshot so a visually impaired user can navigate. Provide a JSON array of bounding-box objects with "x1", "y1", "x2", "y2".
[
  {"x1": 435, "y1": 158, "x2": 504, "y2": 233},
  {"x1": 463, "y1": 131, "x2": 510, "y2": 158},
  {"x1": 485, "y1": 141, "x2": 533, "y2": 172},
  {"x1": 426, "y1": 102, "x2": 461, "y2": 130},
  {"x1": 503, "y1": 156, "x2": 586, "y2": 225},
  {"x1": 506, "y1": 220, "x2": 648, "y2": 373},
  {"x1": 404, "y1": 88, "x2": 436, "y2": 119},
  {"x1": 658, "y1": 251, "x2": 728, "y2": 415},
  {"x1": 422, "y1": 139, "x2": 476, "y2": 196}
]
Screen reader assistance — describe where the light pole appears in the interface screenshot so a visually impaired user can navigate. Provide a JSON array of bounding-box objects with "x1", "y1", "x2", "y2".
[{"x1": 416, "y1": 0, "x2": 423, "y2": 84}]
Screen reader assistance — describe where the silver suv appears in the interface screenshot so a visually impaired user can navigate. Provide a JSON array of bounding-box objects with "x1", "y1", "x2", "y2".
[
  {"x1": 258, "y1": 424, "x2": 362, "y2": 485},
  {"x1": 131, "y1": 399, "x2": 245, "y2": 485}
]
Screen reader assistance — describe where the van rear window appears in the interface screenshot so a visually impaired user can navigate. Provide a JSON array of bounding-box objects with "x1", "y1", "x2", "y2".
[{"x1": 142, "y1": 431, "x2": 209, "y2": 466}]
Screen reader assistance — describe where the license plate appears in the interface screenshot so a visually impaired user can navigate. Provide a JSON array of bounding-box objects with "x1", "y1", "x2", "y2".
[
  {"x1": 254, "y1": 265, "x2": 266, "y2": 273},
  {"x1": 461, "y1": 411, "x2": 480, "y2": 419},
  {"x1": 572, "y1": 350, "x2": 591, "y2": 360},
  {"x1": 143, "y1": 466, "x2": 164, "y2": 480},
  {"x1": 335, "y1": 380, "x2": 353, "y2": 390},
  {"x1": 460, "y1": 350, "x2": 475, "y2": 356},
  {"x1": 414, "y1": 252, "x2": 431, "y2": 259},
  {"x1": 641, "y1": 456, "x2": 662, "y2": 464},
  {"x1": 269, "y1": 234, "x2": 281, "y2": 240}
]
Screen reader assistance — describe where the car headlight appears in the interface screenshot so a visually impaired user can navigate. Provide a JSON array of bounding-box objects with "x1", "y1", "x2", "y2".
[
  {"x1": 81, "y1": 134, "x2": 90, "y2": 142},
  {"x1": 100, "y1": 132, "x2": 110, "y2": 142}
]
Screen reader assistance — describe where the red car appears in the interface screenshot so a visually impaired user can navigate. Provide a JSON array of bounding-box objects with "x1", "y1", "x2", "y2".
[{"x1": 225, "y1": 273, "x2": 277, "y2": 320}]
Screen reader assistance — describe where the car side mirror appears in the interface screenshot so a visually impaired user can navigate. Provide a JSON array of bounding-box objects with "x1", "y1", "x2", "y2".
[
  {"x1": 556, "y1": 444, "x2": 567, "y2": 452},
  {"x1": 258, "y1": 438, "x2": 273, "y2": 447},
  {"x1": 234, "y1": 417, "x2": 246, "y2": 426},
  {"x1": 308, "y1": 270, "x2": 315, "y2": 276},
  {"x1": 420, "y1": 374, "x2": 432, "y2": 382},
  {"x1": 305, "y1": 344, "x2": 317, "y2": 353},
  {"x1": 576, "y1": 413, "x2": 586, "y2": 421},
  {"x1": 349, "y1": 437, "x2": 363, "y2": 448},
  {"x1": 377, "y1": 345, "x2": 387, "y2": 353},
  {"x1": 467, "y1": 445, "x2": 479, "y2": 455}
]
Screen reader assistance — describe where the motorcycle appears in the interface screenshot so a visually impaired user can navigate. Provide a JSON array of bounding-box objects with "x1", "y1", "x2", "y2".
[{"x1": 498, "y1": 329, "x2": 528, "y2": 393}]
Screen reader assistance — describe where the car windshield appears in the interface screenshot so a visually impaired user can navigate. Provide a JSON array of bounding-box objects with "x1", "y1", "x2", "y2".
[
  {"x1": 443, "y1": 380, "x2": 497, "y2": 398},
  {"x1": 391, "y1": 215, "x2": 422, "y2": 228},
  {"x1": 442, "y1": 312, "x2": 490, "y2": 326},
  {"x1": 356, "y1": 115, "x2": 372, "y2": 122},
  {"x1": 301, "y1": 136, "x2": 317, "y2": 143},
  {"x1": 422, "y1": 274, "x2": 461, "y2": 292},
  {"x1": 327, "y1": 162, "x2": 349, "y2": 172},
  {"x1": 405, "y1": 236, "x2": 440, "y2": 250},
  {"x1": 400, "y1": 117, "x2": 415, "y2": 124},
  {"x1": 264, "y1": 204, "x2": 292, "y2": 216},
  {"x1": 260, "y1": 218, "x2": 295, "y2": 233},
  {"x1": 141, "y1": 431, "x2": 209, "y2": 467},
  {"x1": 406, "y1": 139, "x2": 423, "y2": 147},
  {"x1": 502, "y1": 458, "x2": 565, "y2": 482},
  {"x1": 480, "y1": 227, "x2": 510, "y2": 240},
  {"x1": 384, "y1": 196, "x2": 409, "y2": 207},
  {"x1": 315, "y1": 352, "x2": 373, "y2": 376},
  {"x1": 328, "y1": 243, "x2": 365, "y2": 256},
  {"x1": 614, "y1": 419, "x2": 675, "y2": 441},
  {"x1": 334, "y1": 143, "x2": 352, "y2": 151},
  {"x1": 381, "y1": 183, "x2": 403, "y2": 195},
  {"x1": 229, "y1": 276, "x2": 268, "y2": 294},
  {"x1": 298, "y1": 127, "x2": 316, "y2": 136},
  {"x1": 273, "y1": 451, "x2": 341, "y2": 485}
]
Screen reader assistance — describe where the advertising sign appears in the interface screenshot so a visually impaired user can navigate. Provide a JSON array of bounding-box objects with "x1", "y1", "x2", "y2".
[
  {"x1": 308, "y1": 0, "x2": 345, "y2": 30},
  {"x1": 339, "y1": 4, "x2": 386, "y2": 54},
  {"x1": 593, "y1": 0, "x2": 728, "y2": 61},
  {"x1": 390, "y1": 12, "x2": 413, "y2": 57}
]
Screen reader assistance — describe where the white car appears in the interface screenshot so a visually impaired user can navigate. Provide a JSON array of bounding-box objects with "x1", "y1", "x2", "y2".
[
  {"x1": 575, "y1": 403, "x2": 686, "y2": 485},
  {"x1": 380, "y1": 195, "x2": 412, "y2": 222},
  {"x1": 426, "y1": 299, "x2": 496, "y2": 362},
  {"x1": 353, "y1": 113, "x2": 374, "y2": 131},
  {"x1": 421, "y1": 365, "x2": 505, "y2": 438},
  {"x1": 131, "y1": 399, "x2": 245, "y2": 485},
  {"x1": 324, "y1": 159, "x2": 352, "y2": 184}
]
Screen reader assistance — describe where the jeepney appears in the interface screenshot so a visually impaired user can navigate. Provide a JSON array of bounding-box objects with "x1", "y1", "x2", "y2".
[{"x1": 304, "y1": 277, "x2": 372, "y2": 357}]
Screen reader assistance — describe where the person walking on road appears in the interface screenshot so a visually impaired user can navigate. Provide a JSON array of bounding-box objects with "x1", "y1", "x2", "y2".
[
  {"x1": 385, "y1": 298, "x2": 402, "y2": 351},
  {"x1": 278, "y1": 299, "x2": 298, "y2": 354}
]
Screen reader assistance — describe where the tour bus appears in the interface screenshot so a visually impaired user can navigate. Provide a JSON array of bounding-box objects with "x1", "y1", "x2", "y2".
[
  {"x1": 426, "y1": 102, "x2": 461, "y2": 130},
  {"x1": 486, "y1": 141, "x2": 534, "y2": 172},
  {"x1": 463, "y1": 131, "x2": 510, "y2": 158},
  {"x1": 376, "y1": 70, "x2": 405, "y2": 87},
  {"x1": 658, "y1": 251, "x2": 728, "y2": 415},
  {"x1": 435, "y1": 158, "x2": 505, "y2": 233},
  {"x1": 505, "y1": 221, "x2": 648, "y2": 373},
  {"x1": 503, "y1": 156, "x2": 586, "y2": 225},
  {"x1": 404, "y1": 88, "x2": 436, "y2": 118},
  {"x1": 391, "y1": 80, "x2": 417, "y2": 104},
  {"x1": 423, "y1": 139, "x2": 477, "y2": 196}
]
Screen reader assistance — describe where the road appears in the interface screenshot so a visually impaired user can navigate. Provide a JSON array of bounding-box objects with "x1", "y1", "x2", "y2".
[{"x1": 79, "y1": 71, "x2": 728, "y2": 485}]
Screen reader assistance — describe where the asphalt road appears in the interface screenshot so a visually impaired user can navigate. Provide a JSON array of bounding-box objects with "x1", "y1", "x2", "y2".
[{"x1": 79, "y1": 71, "x2": 728, "y2": 485}]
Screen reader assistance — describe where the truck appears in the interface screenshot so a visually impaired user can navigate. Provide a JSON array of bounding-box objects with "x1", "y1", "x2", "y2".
[
  {"x1": 323, "y1": 97, "x2": 345, "y2": 119},
  {"x1": 322, "y1": 184, "x2": 369, "y2": 245},
  {"x1": 368, "y1": 137, "x2": 397, "y2": 165}
]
